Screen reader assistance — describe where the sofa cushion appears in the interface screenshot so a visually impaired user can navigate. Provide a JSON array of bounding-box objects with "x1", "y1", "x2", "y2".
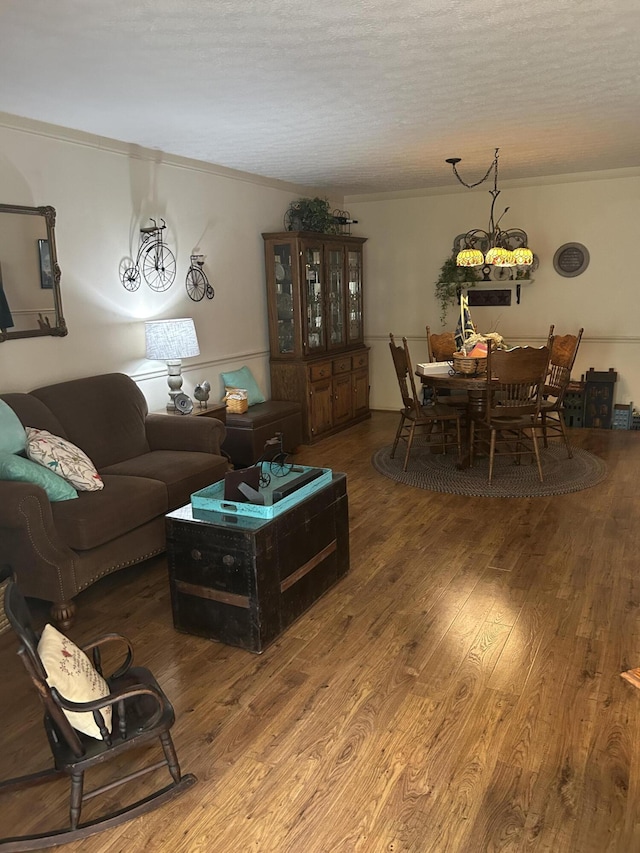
[
  {"x1": 51, "y1": 474, "x2": 167, "y2": 551},
  {"x1": 38, "y1": 623, "x2": 112, "y2": 740},
  {"x1": 25, "y1": 428, "x2": 104, "y2": 492},
  {"x1": 221, "y1": 366, "x2": 266, "y2": 406},
  {"x1": 0, "y1": 452, "x2": 79, "y2": 502},
  {"x1": 31, "y1": 373, "x2": 150, "y2": 469},
  {"x1": 0, "y1": 399, "x2": 27, "y2": 454},
  {"x1": 101, "y1": 450, "x2": 228, "y2": 509}
]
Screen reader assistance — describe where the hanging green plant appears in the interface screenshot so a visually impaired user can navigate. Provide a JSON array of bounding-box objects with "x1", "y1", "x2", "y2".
[
  {"x1": 435, "y1": 256, "x2": 480, "y2": 325},
  {"x1": 284, "y1": 197, "x2": 341, "y2": 234}
]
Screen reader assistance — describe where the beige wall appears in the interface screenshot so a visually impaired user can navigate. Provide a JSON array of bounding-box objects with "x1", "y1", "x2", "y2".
[
  {"x1": 349, "y1": 172, "x2": 640, "y2": 411},
  {"x1": 0, "y1": 114, "x2": 331, "y2": 411},
  {"x1": 2, "y1": 112, "x2": 638, "y2": 422}
]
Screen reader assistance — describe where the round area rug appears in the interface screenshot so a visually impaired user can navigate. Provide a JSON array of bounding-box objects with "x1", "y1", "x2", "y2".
[{"x1": 371, "y1": 440, "x2": 607, "y2": 498}]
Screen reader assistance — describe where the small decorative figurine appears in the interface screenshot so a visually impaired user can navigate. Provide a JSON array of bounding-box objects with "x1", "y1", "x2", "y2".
[{"x1": 193, "y1": 381, "x2": 211, "y2": 409}]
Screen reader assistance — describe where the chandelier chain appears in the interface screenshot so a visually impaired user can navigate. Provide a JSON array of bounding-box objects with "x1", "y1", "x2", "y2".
[{"x1": 450, "y1": 148, "x2": 500, "y2": 189}]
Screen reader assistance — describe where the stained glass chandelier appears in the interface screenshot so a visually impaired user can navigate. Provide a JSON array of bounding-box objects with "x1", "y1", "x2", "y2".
[{"x1": 446, "y1": 148, "x2": 534, "y2": 268}]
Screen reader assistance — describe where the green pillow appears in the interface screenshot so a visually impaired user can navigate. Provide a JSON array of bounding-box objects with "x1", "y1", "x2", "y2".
[
  {"x1": 0, "y1": 452, "x2": 78, "y2": 501},
  {"x1": 221, "y1": 366, "x2": 266, "y2": 407},
  {"x1": 0, "y1": 399, "x2": 27, "y2": 455}
]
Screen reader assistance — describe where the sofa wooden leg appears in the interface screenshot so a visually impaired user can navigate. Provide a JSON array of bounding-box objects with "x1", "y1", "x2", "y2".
[{"x1": 51, "y1": 599, "x2": 76, "y2": 629}]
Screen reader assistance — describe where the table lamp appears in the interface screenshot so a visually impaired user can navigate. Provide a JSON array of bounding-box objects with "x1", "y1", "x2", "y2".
[{"x1": 145, "y1": 318, "x2": 200, "y2": 411}]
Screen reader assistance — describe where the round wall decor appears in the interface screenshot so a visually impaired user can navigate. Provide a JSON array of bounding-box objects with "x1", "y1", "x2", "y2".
[{"x1": 553, "y1": 242, "x2": 590, "y2": 277}]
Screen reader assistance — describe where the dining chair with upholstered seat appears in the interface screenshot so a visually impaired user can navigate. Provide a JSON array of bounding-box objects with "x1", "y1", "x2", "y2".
[
  {"x1": 389, "y1": 333, "x2": 462, "y2": 471},
  {"x1": 539, "y1": 326, "x2": 584, "y2": 457},
  {"x1": 469, "y1": 345, "x2": 551, "y2": 484}
]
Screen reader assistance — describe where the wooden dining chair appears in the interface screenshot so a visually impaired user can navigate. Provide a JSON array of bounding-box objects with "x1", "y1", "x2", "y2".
[
  {"x1": 539, "y1": 327, "x2": 584, "y2": 457},
  {"x1": 389, "y1": 333, "x2": 462, "y2": 471},
  {"x1": 0, "y1": 571, "x2": 196, "y2": 850},
  {"x1": 425, "y1": 325, "x2": 468, "y2": 410},
  {"x1": 469, "y1": 345, "x2": 551, "y2": 484}
]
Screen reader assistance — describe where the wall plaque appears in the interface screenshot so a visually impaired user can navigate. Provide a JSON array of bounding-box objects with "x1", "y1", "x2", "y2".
[
  {"x1": 553, "y1": 242, "x2": 589, "y2": 277},
  {"x1": 467, "y1": 289, "x2": 511, "y2": 307}
]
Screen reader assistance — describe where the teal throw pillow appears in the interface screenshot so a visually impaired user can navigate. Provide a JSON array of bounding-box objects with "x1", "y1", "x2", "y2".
[
  {"x1": 221, "y1": 366, "x2": 266, "y2": 407},
  {"x1": 0, "y1": 452, "x2": 78, "y2": 501},
  {"x1": 0, "y1": 399, "x2": 27, "y2": 455}
]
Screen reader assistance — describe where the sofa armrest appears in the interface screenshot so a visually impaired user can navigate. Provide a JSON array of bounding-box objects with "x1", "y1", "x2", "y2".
[
  {"x1": 144, "y1": 413, "x2": 226, "y2": 455},
  {"x1": 0, "y1": 481, "x2": 78, "y2": 603},
  {"x1": 0, "y1": 480, "x2": 56, "y2": 529}
]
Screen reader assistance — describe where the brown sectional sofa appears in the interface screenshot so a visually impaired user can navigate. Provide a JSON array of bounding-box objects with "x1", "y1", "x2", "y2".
[{"x1": 0, "y1": 372, "x2": 228, "y2": 626}]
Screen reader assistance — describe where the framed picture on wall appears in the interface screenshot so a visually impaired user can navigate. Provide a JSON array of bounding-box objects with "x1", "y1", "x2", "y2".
[{"x1": 38, "y1": 238, "x2": 53, "y2": 289}]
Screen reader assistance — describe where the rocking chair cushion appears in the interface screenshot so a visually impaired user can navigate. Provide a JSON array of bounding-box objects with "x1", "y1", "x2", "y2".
[{"x1": 37, "y1": 623, "x2": 113, "y2": 739}]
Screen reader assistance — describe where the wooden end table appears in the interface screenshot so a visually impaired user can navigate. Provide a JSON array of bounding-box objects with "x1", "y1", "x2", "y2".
[{"x1": 154, "y1": 402, "x2": 227, "y2": 424}]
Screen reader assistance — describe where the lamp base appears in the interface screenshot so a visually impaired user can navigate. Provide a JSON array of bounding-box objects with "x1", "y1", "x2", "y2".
[{"x1": 166, "y1": 360, "x2": 183, "y2": 411}]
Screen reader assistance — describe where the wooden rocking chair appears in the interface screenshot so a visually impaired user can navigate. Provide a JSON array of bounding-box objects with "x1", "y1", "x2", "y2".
[{"x1": 0, "y1": 571, "x2": 196, "y2": 851}]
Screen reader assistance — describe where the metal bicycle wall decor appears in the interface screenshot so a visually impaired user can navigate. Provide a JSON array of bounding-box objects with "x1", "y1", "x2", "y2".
[
  {"x1": 185, "y1": 254, "x2": 214, "y2": 301},
  {"x1": 120, "y1": 218, "x2": 177, "y2": 292}
]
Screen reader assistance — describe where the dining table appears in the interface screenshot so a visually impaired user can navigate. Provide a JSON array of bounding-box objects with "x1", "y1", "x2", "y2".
[
  {"x1": 416, "y1": 361, "x2": 493, "y2": 408},
  {"x1": 415, "y1": 362, "x2": 492, "y2": 468}
]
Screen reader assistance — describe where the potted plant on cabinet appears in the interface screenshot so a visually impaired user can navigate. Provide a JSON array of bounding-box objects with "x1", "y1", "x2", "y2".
[{"x1": 284, "y1": 197, "x2": 341, "y2": 234}]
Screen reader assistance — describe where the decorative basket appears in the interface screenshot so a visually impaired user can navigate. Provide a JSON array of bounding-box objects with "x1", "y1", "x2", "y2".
[
  {"x1": 452, "y1": 352, "x2": 487, "y2": 376},
  {"x1": 224, "y1": 388, "x2": 249, "y2": 413}
]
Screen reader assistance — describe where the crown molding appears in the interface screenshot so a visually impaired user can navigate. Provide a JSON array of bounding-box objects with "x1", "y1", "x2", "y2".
[
  {"x1": 346, "y1": 167, "x2": 640, "y2": 204},
  {"x1": 0, "y1": 111, "x2": 325, "y2": 196}
]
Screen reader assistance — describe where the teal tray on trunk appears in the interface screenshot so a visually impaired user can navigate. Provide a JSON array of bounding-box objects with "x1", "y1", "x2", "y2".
[{"x1": 191, "y1": 465, "x2": 333, "y2": 520}]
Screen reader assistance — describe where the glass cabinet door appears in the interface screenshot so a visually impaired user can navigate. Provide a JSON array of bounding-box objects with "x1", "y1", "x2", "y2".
[
  {"x1": 303, "y1": 243, "x2": 325, "y2": 353},
  {"x1": 272, "y1": 242, "x2": 295, "y2": 355},
  {"x1": 326, "y1": 244, "x2": 346, "y2": 349},
  {"x1": 347, "y1": 247, "x2": 363, "y2": 344}
]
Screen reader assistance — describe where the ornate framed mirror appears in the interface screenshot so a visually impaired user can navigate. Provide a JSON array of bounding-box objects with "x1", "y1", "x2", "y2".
[{"x1": 0, "y1": 203, "x2": 67, "y2": 342}]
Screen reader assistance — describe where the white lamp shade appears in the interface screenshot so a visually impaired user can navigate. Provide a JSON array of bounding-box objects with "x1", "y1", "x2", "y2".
[{"x1": 145, "y1": 318, "x2": 200, "y2": 361}]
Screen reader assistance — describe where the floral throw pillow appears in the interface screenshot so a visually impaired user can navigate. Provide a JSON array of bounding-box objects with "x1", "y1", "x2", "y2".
[
  {"x1": 37, "y1": 623, "x2": 112, "y2": 739},
  {"x1": 25, "y1": 427, "x2": 104, "y2": 492}
]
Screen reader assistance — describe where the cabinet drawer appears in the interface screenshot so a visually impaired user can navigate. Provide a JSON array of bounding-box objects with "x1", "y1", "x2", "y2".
[
  {"x1": 352, "y1": 351, "x2": 368, "y2": 370},
  {"x1": 332, "y1": 356, "x2": 352, "y2": 375},
  {"x1": 309, "y1": 361, "x2": 332, "y2": 381}
]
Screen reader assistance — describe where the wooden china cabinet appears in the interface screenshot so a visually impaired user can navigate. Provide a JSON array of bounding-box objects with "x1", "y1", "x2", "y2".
[{"x1": 263, "y1": 231, "x2": 370, "y2": 444}]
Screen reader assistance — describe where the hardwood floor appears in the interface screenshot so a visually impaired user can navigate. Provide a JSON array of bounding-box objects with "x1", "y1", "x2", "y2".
[{"x1": 1, "y1": 412, "x2": 640, "y2": 852}]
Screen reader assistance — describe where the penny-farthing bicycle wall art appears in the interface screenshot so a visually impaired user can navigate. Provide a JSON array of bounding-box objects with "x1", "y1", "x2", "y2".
[
  {"x1": 185, "y1": 254, "x2": 214, "y2": 302},
  {"x1": 120, "y1": 218, "x2": 177, "y2": 292}
]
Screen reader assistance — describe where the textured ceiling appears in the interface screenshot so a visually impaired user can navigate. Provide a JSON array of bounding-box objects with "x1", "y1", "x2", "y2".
[{"x1": 1, "y1": 0, "x2": 639, "y2": 195}]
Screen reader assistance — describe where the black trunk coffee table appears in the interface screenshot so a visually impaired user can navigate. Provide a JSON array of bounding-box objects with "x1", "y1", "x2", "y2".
[{"x1": 165, "y1": 473, "x2": 349, "y2": 653}]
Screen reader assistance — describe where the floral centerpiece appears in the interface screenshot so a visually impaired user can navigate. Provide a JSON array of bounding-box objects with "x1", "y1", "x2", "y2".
[
  {"x1": 452, "y1": 331, "x2": 508, "y2": 375},
  {"x1": 458, "y1": 331, "x2": 507, "y2": 356}
]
